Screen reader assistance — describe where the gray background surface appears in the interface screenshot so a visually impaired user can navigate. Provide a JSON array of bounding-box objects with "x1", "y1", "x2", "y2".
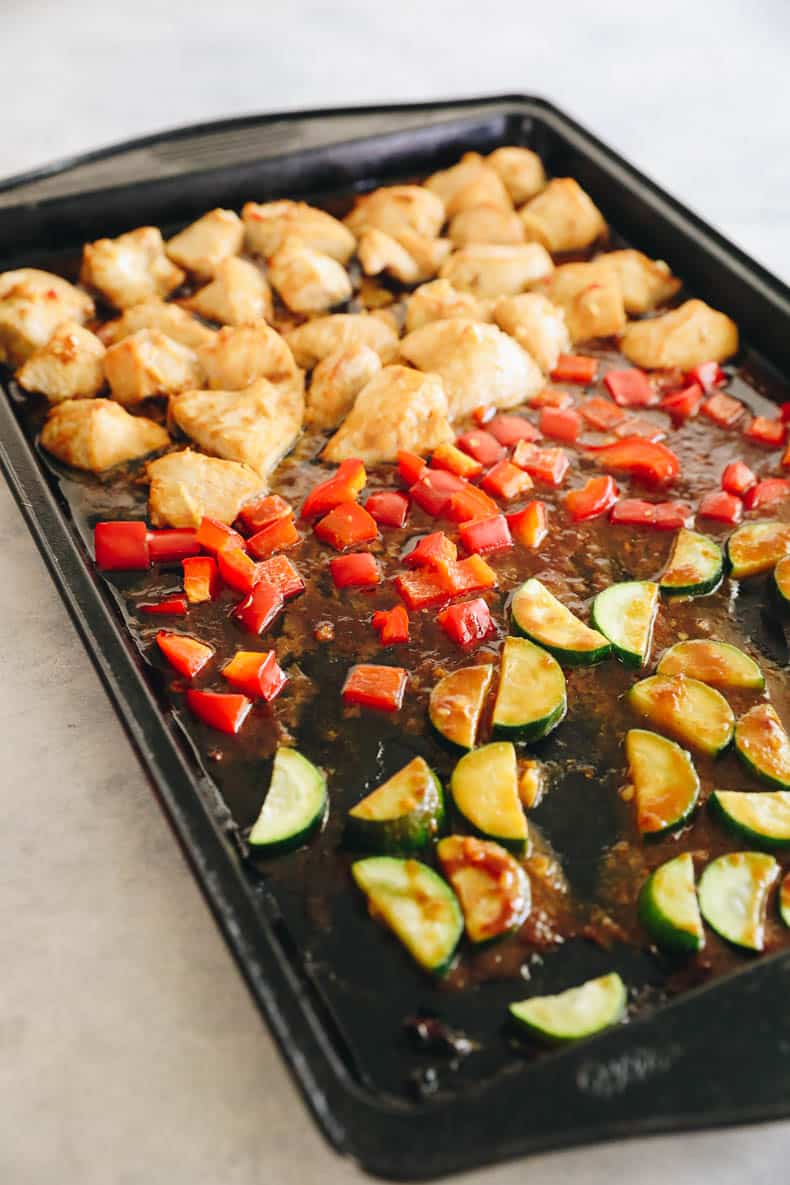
[{"x1": 1, "y1": 2, "x2": 789, "y2": 1181}]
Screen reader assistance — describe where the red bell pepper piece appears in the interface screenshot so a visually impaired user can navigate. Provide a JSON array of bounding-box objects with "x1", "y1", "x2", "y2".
[
  {"x1": 507, "y1": 501, "x2": 548, "y2": 549},
  {"x1": 445, "y1": 554, "x2": 497, "y2": 596},
  {"x1": 255, "y1": 555, "x2": 305, "y2": 600},
  {"x1": 529, "y1": 387, "x2": 574, "y2": 410},
  {"x1": 512, "y1": 442, "x2": 570, "y2": 487},
  {"x1": 156, "y1": 630, "x2": 214, "y2": 679},
  {"x1": 539, "y1": 406, "x2": 582, "y2": 443},
  {"x1": 430, "y1": 442, "x2": 483, "y2": 480},
  {"x1": 397, "y1": 450, "x2": 428, "y2": 486},
  {"x1": 698, "y1": 490, "x2": 743, "y2": 524},
  {"x1": 186, "y1": 689, "x2": 252, "y2": 735},
  {"x1": 342, "y1": 665, "x2": 407, "y2": 712},
  {"x1": 314, "y1": 502, "x2": 378, "y2": 551},
  {"x1": 722, "y1": 461, "x2": 756, "y2": 496},
  {"x1": 609, "y1": 499, "x2": 656, "y2": 527},
  {"x1": 580, "y1": 397, "x2": 626, "y2": 431},
  {"x1": 196, "y1": 517, "x2": 245, "y2": 555},
  {"x1": 233, "y1": 580, "x2": 284, "y2": 635},
  {"x1": 147, "y1": 528, "x2": 200, "y2": 564},
  {"x1": 687, "y1": 361, "x2": 726, "y2": 392},
  {"x1": 780, "y1": 403, "x2": 790, "y2": 423},
  {"x1": 217, "y1": 547, "x2": 263, "y2": 595},
  {"x1": 604, "y1": 368, "x2": 657, "y2": 407},
  {"x1": 330, "y1": 552, "x2": 382, "y2": 589},
  {"x1": 481, "y1": 459, "x2": 533, "y2": 501},
  {"x1": 487, "y1": 414, "x2": 541, "y2": 446},
  {"x1": 300, "y1": 458, "x2": 366, "y2": 520},
  {"x1": 371, "y1": 605, "x2": 410, "y2": 645},
  {"x1": 365, "y1": 490, "x2": 409, "y2": 528},
  {"x1": 744, "y1": 416, "x2": 787, "y2": 447},
  {"x1": 94, "y1": 521, "x2": 150, "y2": 571},
  {"x1": 591, "y1": 437, "x2": 680, "y2": 485},
  {"x1": 221, "y1": 649, "x2": 287, "y2": 701},
  {"x1": 565, "y1": 475, "x2": 619, "y2": 521},
  {"x1": 744, "y1": 478, "x2": 790, "y2": 511},
  {"x1": 437, "y1": 598, "x2": 494, "y2": 647},
  {"x1": 404, "y1": 532, "x2": 458, "y2": 579},
  {"x1": 445, "y1": 483, "x2": 499, "y2": 523},
  {"x1": 783, "y1": 442, "x2": 790, "y2": 469},
  {"x1": 247, "y1": 515, "x2": 301, "y2": 559},
  {"x1": 237, "y1": 493, "x2": 292, "y2": 534},
  {"x1": 550, "y1": 355, "x2": 598, "y2": 385},
  {"x1": 139, "y1": 596, "x2": 188, "y2": 616},
  {"x1": 409, "y1": 469, "x2": 466, "y2": 516},
  {"x1": 459, "y1": 514, "x2": 513, "y2": 555},
  {"x1": 394, "y1": 570, "x2": 450, "y2": 611},
  {"x1": 455, "y1": 430, "x2": 506, "y2": 466},
  {"x1": 653, "y1": 502, "x2": 694, "y2": 530},
  {"x1": 702, "y1": 392, "x2": 744, "y2": 428},
  {"x1": 613, "y1": 416, "x2": 666, "y2": 443},
  {"x1": 660, "y1": 382, "x2": 704, "y2": 422},
  {"x1": 182, "y1": 556, "x2": 219, "y2": 604}
]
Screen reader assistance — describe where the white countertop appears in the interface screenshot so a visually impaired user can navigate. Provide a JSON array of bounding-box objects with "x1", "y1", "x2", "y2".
[{"x1": 2, "y1": 2, "x2": 790, "y2": 1181}]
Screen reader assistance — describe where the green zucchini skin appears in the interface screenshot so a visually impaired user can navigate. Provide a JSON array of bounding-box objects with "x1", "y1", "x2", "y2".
[
  {"x1": 779, "y1": 873, "x2": 790, "y2": 928},
  {"x1": 726, "y1": 520, "x2": 790, "y2": 580},
  {"x1": 345, "y1": 757, "x2": 445, "y2": 853},
  {"x1": 248, "y1": 748, "x2": 327, "y2": 856},
  {"x1": 734, "y1": 703, "x2": 790, "y2": 790},
  {"x1": 491, "y1": 636, "x2": 567, "y2": 742},
  {"x1": 660, "y1": 528, "x2": 724, "y2": 597},
  {"x1": 449, "y1": 742, "x2": 528, "y2": 854},
  {"x1": 710, "y1": 790, "x2": 790, "y2": 849},
  {"x1": 429, "y1": 664, "x2": 493, "y2": 750},
  {"x1": 656, "y1": 639, "x2": 764, "y2": 690},
  {"x1": 698, "y1": 851, "x2": 779, "y2": 951},
  {"x1": 509, "y1": 973, "x2": 627, "y2": 1044},
  {"x1": 591, "y1": 581, "x2": 659, "y2": 667},
  {"x1": 638, "y1": 853, "x2": 704, "y2": 955},
  {"x1": 626, "y1": 729, "x2": 700, "y2": 836},
  {"x1": 510, "y1": 579, "x2": 611, "y2": 667},
  {"x1": 628, "y1": 675, "x2": 734, "y2": 757}
]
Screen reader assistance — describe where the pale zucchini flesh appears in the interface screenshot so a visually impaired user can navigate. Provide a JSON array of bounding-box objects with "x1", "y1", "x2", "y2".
[
  {"x1": 638, "y1": 853, "x2": 704, "y2": 954},
  {"x1": 774, "y1": 555, "x2": 790, "y2": 606},
  {"x1": 735, "y1": 703, "x2": 790, "y2": 790},
  {"x1": 710, "y1": 790, "x2": 790, "y2": 849},
  {"x1": 346, "y1": 756, "x2": 444, "y2": 852},
  {"x1": 509, "y1": 973, "x2": 626, "y2": 1044},
  {"x1": 727, "y1": 520, "x2": 790, "y2": 580},
  {"x1": 492, "y1": 636, "x2": 567, "y2": 741},
  {"x1": 429, "y1": 664, "x2": 493, "y2": 749},
  {"x1": 628, "y1": 674, "x2": 734, "y2": 756},
  {"x1": 625, "y1": 729, "x2": 700, "y2": 835},
  {"x1": 657, "y1": 639, "x2": 764, "y2": 690},
  {"x1": 698, "y1": 851, "x2": 779, "y2": 951},
  {"x1": 780, "y1": 872, "x2": 790, "y2": 928},
  {"x1": 436, "y1": 835, "x2": 531, "y2": 943},
  {"x1": 591, "y1": 581, "x2": 659, "y2": 667},
  {"x1": 449, "y1": 742, "x2": 528, "y2": 852},
  {"x1": 660, "y1": 528, "x2": 723, "y2": 596},
  {"x1": 510, "y1": 578, "x2": 611, "y2": 665},
  {"x1": 248, "y1": 747, "x2": 327, "y2": 854}
]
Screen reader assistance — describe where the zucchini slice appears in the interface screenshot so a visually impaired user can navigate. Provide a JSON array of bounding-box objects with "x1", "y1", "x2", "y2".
[
  {"x1": 660, "y1": 528, "x2": 724, "y2": 596},
  {"x1": 727, "y1": 520, "x2": 790, "y2": 580},
  {"x1": 638, "y1": 853, "x2": 704, "y2": 954},
  {"x1": 429, "y1": 664, "x2": 493, "y2": 749},
  {"x1": 509, "y1": 973, "x2": 626, "y2": 1044},
  {"x1": 774, "y1": 555, "x2": 790, "y2": 607},
  {"x1": 345, "y1": 757, "x2": 444, "y2": 852},
  {"x1": 628, "y1": 674, "x2": 734, "y2": 756},
  {"x1": 591, "y1": 581, "x2": 659, "y2": 667},
  {"x1": 656, "y1": 639, "x2": 764, "y2": 690},
  {"x1": 351, "y1": 856, "x2": 463, "y2": 974},
  {"x1": 698, "y1": 851, "x2": 779, "y2": 951},
  {"x1": 491, "y1": 636, "x2": 567, "y2": 741},
  {"x1": 449, "y1": 742, "x2": 528, "y2": 852},
  {"x1": 734, "y1": 703, "x2": 790, "y2": 790},
  {"x1": 248, "y1": 748, "x2": 327, "y2": 854},
  {"x1": 710, "y1": 789, "x2": 790, "y2": 849},
  {"x1": 625, "y1": 729, "x2": 700, "y2": 835},
  {"x1": 436, "y1": 834, "x2": 530, "y2": 943},
  {"x1": 510, "y1": 578, "x2": 611, "y2": 665},
  {"x1": 779, "y1": 872, "x2": 790, "y2": 928}
]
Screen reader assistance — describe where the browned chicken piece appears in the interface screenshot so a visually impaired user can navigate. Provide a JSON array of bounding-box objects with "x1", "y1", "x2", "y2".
[
  {"x1": 519, "y1": 178, "x2": 607, "y2": 254},
  {"x1": 285, "y1": 313, "x2": 399, "y2": 369},
  {"x1": 536, "y1": 260, "x2": 626, "y2": 341},
  {"x1": 597, "y1": 249, "x2": 681, "y2": 314},
  {"x1": 166, "y1": 208, "x2": 243, "y2": 279},
  {"x1": 268, "y1": 238, "x2": 352, "y2": 315},
  {"x1": 80, "y1": 227, "x2": 185, "y2": 309},
  {"x1": 344, "y1": 185, "x2": 445, "y2": 240},
  {"x1": 305, "y1": 344, "x2": 382, "y2": 430},
  {"x1": 620, "y1": 299, "x2": 739, "y2": 369},
  {"x1": 448, "y1": 204, "x2": 525, "y2": 247},
  {"x1": 103, "y1": 330, "x2": 203, "y2": 405},
  {"x1": 323, "y1": 365, "x2": 453, "y2": 463},
  {"x1": 40, "y1": 398, "x2": 169, "y2": 471},
  {"x1": 242, "y1": 199, "x2": 356, "y2": 263},
  {"x1": 182, "y1": 257, "x2": 273, "y2": 326},
  {"x1": 16, "y1": 322, "x2": 106, "y2": 401},
  {"x1": 404, "y1": 279, "x2": 488, "y2": 333},
  {"x1": 0, "y1": 269, "x2": 94, "y2": 366},
  {"x1": 400, "y1": 318, "x2": 543, "y2": 420},
  {"x1": 444, "y1": 168, "x2": 512, "y2": 219},
  {"x1": 439, "y1": 243, "x2": 553, "y2": 299},
  {"x1": 170, "y1": 378, "x2": 303, "y2": 477},
  {"x1": 424, "y1": 153, "x2": 491, "y2": 209},
  {"x1": 147, "y1": 449, "x2": 264, "y2": 528},
  {"x1": 197, "y1": 321, "x2": 303, "y2": 398},
  {"x1": 486, "y1": 147, "x2": 547, "y2": 205},
  {"x1": 493, "y1": 294, "x2": 570, "y2": 373},
  {"x1": 97, "y1": 300, "x2": 217, "y2": 350},
  {"x1": 357, "y1": 228, "x2": 452, "y2": 285}
]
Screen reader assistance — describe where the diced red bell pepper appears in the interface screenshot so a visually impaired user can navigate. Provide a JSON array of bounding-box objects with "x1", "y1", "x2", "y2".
[
  {"x1": 237, "y1": 494, "x2": 292, "y2": 534},
  {"x1": 539, "y1": 406, "x2": 582, "y2": 443},
  {"x1": 409, "y1": 469, "x2": 466, "y2": 516},
  {"x1": 397, "y1": 450, "x2": 428, "y2": 486},
  {"x1": 781, "y1": 403, "x2": 790, "y2": 423},
  {"x1": 196, "y1": 517, "x2": 245, "y2": 555},
  {"x1": 565, "y1": 475, "x2": 619, "y2": 521},
  {"x1": 233, "y1": 580, "x2": 284, "y2": 635},
  {"x1": 472, "y1": 404, "x2": 495, "y2": 426},
  {"x1": 342, "y1": 664, "x2": 407, "y2": 712},
  {"x1": 529, "y1": 387, "x2": 574, "y2": 410},
  {"x1": 550, "y1": 355, "x2": 598, "y2": 385},
  {"x1": 687, "y1": 361, "x2": 726, "y2": 392},
  {"x1": 247, "y1": 515, "x2": 301, "y2": 559},
  {"x1": 455, "y1": 430, "x2": 506, "y2": 466},
  {"x1": 481, "y1": 459, "x2": 534, "y2": 501},
  {"x1": 702, "y1": 392, "x2": 744, "y2": 428},
  {"x1": 743, "y1": 478, "x2": 790, "y2": 511},
  {"x1": 722, "y1": 461, "x2": 756, "y2": 496},
  {"x1": 437, "y1": 598, "x2": 494, "y2": 648},
  {"x1": 221, "y1": 650, "x2": 287, "y2": 701},
  {"x1": 609, "y1": 498, "x2": 656, "y2": 527},
  {"x1": 660, "y1": 382, "x2": 704, "y2": 422},
  {"x1": 404, "y1": 532, "x2": 458, "y2": 580},
  {"x1": 507, "y1": 501, "x2": 548, "y2": 549},
  {"x1": 147, "y1": 528, "x2": 201, "y2": 564},
  {"x1": 614, "y1": 416, "x2": 666, "y2": 443},
  {"x1": 94, "y1": 521, "x2": 149, "y2": 571},
  {"x1": 604, "y1": 368, "x2": 657, "y2": 407},
  {"x1": 591, "y1": 437, "x2": 680, "y2": 485},
  {"x1": 217, "y1": 547, "x2": 263, "y2": 595},
  {"x1": 487, "y1": 414, "x2": 541, "y2": 446},
  {"x1": 445, "y1": 554, "x2": 498, "y2": 596},
  {"x1": 139, "y1": 596, "x2": 188, "y2": 616},
  {"x1": 512, "y1": 442, "x2": 570, "y2": 486},
  {"x1": 744, "y1": 416, "x2": 787, "y2": 447},
  {"x1": 430, "y1": 442, "x2": 483, "y2": 480},
  {"x1": 255, "y1": 555, "x2": 305, "y2": 600},
  {"x1": 783, "y1": 442, "x2": 790, "y2": 469},
  {"x1": 365, "y1": 490, "x2": 409, "y2": 529},
  {"x1": 314, "y1": 501, "x2": 378, "y2": 551},
  {"x1": 445, "y1": 483, "x2": 499, "y2": 523},
  {"x1": 186, "y1": 689, "x2": 252, "y2": 735},
  {"x1": 156, "y1": 630, "x2": 214, "y2": 679},
  {"x1": 580, "y1": 397, "x2": 626, "y2": 431},
  {"x1": 459, "y1": 514, "x2": 513, "y2": 555},
  {"x1": 330, "y1": 552, "x2": 382, "y2": 589},
  {"x1": 371, "y1": 605, "x2": 410, "y2": 645},
  {"x1": 698, "y1": 490, "x2": 743, "y2": 524},
  {"x1": 300, "y1": 458, "x2": 366, "y2": 520},
  {"x1": 394, "y1": 569, "x2": 450, "y2": 611},
  {"x1": 653, "y1": 502, "x2": 694, "y2": 530},
  {"x1": 182, "y1": 556, "x2": 219, "y2": 604}
]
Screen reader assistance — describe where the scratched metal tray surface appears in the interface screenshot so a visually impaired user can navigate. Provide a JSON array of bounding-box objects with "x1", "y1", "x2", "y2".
[{"x1": 2, "y1": 98, "x2": 790, "y2": 1180}]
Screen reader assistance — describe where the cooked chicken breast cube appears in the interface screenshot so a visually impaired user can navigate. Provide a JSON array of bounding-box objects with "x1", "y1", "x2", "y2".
[
  {"x1": 345, "y1": 185, "x2": 445, "y2": 240},
  {"x1": 166, "y1": 208, "x2": 244, "y2": 278},
  {"x1": 448, "y1": 204, "x2": 525, "y2": 247},
  {"x1": 182, "y1": 257, "x2": 273, "y2": 326},
  {"x1": 268, "y1": 239, "x2": 352, "y2": 315},
  {"x1": 306, "y1": 344, "x2": 381, "y2": 430},
  {"x1": 445, "y1": 169, "x2": 512, "y2": 219},
  {"x1": 424, "y1": 153, "x2": 487, "y2": 207},
  {"x1": 16, "y1": 322, "x2": 106, "y2": 401},
  {"x1": 103, "y1": 330, "x2": 202, "y2": 405},
  {"x1": 81, "y1": 227, "x2": 185, "y2": 309},
  {"x1": 439, "y1": 243, "x2": 553, "y2": 299},
  {"x1": 40, "y1": 398, "x2": 169, "y2": 471},
  {"x1": 323, "y1": 365, "x2": 453, "y2": 463},
  {"x1": 285, "y1": 313, "x2": 398, "y2": 369},
  {"x1": 620, "y1": 299, "x2": 739, "y2": 370},
  {"x1": 242, "y1": 200, "x2": 355, "y2": 263},
  {"x1": 170, "y1": 378, "x2": 303, "y2": 477},
  {"x1": 519, "y1": 178, "x2": 607, "y2": 254},
  {"x1": 404, "y1": 279, "x2": 488, "y2": 333},
  {"x1": 493, "y1": 294, "x2": 570, "y2": 373},
  {"x1": 147, "y1": 449, "x2": 264, "y2": 528},
  {"x1": 98, "y1": 300, "x2": 217, "y2": 350},
  {"x1": 358, "y1": 228, "x2": 421, "y2": 285},
  {"x1": 400, "y1": 318, "x2": 543, "y2": 419},
  {"x1": 536, "y1": 260, "x2": 626, "y2": 341},
  {"x1": 486, "y1": 147, "x2": 546, "y2": 205},
  {"x1": 0, "y1": 269, "x2": 94, "y2": 366},
  {"x1": 598, "y1": 249, "x2": 681, "y2": 314},
  {"x1": 393, "y1": 230, "x2": 452, "y2": 280},
  {"x1": 197, "y1": 321, "x2": 303, "y2": 397}
]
